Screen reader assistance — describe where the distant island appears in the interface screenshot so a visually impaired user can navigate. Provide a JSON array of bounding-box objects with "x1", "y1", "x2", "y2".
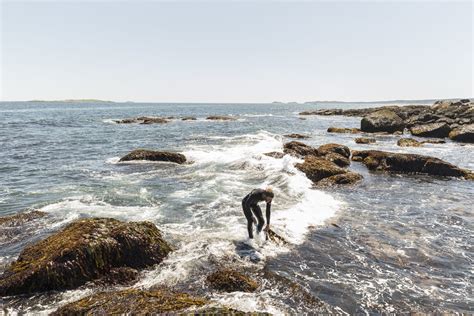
[{"x1": 28, "y1": 99, "x2": 115, "y2": 103}]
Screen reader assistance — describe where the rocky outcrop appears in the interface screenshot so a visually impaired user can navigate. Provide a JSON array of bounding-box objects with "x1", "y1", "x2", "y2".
[
  {"x1": 355, "y1": 137, "x2": 376, "y2": 144},
  {"x1": 409, "y1": 122, "x2": 451, "y2": 138},
  {"x1": 327, "y1": 127, "x2": 361, "y2": 134},
  {"x1": 320, "y1": 152, "x2": 350, "y2": 167},
  {"x1": 397, "y1": 138, "x2": 423, "y2": 147},
  {"x1": 284, "y1": 133, "x2": 310, "y2": 139},
  {"x1": 206, "y1": 116, "x2": 237, "y2": 121},
  {"x1": 52, "y1": 289, "x2": 207, "y2": 315},
  {"x1": 119, "y1": 149, "x2": 186, "y2": 164},
  {"x1": 206, "y1": 269, "x2": 258, "y2": 293},
  {"x1": 181, "y1": 116, "x2": 197, "y2": 121},
  {"x1": 449, "y1": 124, "x2": 474, "y2": 143},
  {"x1": 361, "y1": 110, "x2": 405, "y2": 133},
  {"x1": 114, "y1": 117, "x2": 170, "y2": 124},
  {"x1": 0, "y1": 210, "x2": 46, "y2": 226},
  {"x1": 283, "y1": 141, "x2": 319, "y2": 158},
  {"x1": 264, "y1": 152, "x2": 285, "y2": 159},
  {"x1": 0, "y1": 218, "x2": 172, "y2": 295},
  {"x1": 317, "y1": 172, "x2": 363, "y2": 186},
  {"x1": 352, "y1": 150, "x2": 474, "y2": 179},
  {"x1": 317, "y1": 143, "x2": 351, "y2": 158},
  {"x1": 296, "y1": 156, "x2": 351, "y2": 183}
]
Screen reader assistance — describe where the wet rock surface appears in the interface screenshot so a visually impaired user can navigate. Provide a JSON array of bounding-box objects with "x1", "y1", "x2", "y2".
[
  {"x1": 0, "y1": 218, "x2": 172, "y2": 295},
  {"x1": 263, "y1": 151, "x2": 286, "y2": 159},
  {"x1": 283, "y1": 141, "x2": 319, "y2": 158},
  {"x1": 296, "y1": 156, "x2": 349, "y2": 183},
  {"x1": 206, "y1": 115, "x2": 237, "y2": 121},
  {"x1": 119, "y1": 149, "x2": 186, "y2": 164},
  {"x1": 284, "y1": 133, "x2": 310, "y2": 139},
  {"x1": 352, "y1": 150, "x2": 474, "y2": 179},
  {"x1": 355, "y1": 137, "x2": 376, "y2": 144},
  {"x1": 409, "y1": 122, "x2": 451, "y2": 138},
  {"x1": 327, "y1": 127, "x2": 361, "y2": 134},
  {"x1": 114, "y1": 116, "x2": 170, "y2": 124},
  {"x1": 0, "y1": 210, "x2": 46, "y2": 226},
  {"x1": 361, "y1": 109, "x2": 405, "y2": 133},
  {"x1": 449, "y1": 124, "x2": 474, "y2": 143},
  {"x1": 397, "y1": 138, "x2": 423, "y2": 147},
  {"x1": 206, "y1": 269, "x2": 258, "y2": 293}
]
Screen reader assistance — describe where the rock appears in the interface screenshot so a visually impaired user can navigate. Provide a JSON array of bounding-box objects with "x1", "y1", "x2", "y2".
[
  {"x1": 295, "y1": 156, "x2": 347, "y2": 183},
  {"x1": 92, "y1": 267, "x2": 139, "y2": 286},
  {"x1": 449, "y1": 124, "x2": 474, "y2": 143},
  {"x1": 206, "y1": 116, "x2": 236, "y2": 121},
  {"x1": 115, "y1": 117, "x2": 169, "y2": 124},
  {"x1": 410, "y1": 122, "x2": 451, "y2": 138},
  {"x1": 51, "y1": 289, "x2": 207, "y2": 315},
  {"x1": 181, "y1": 116, "x2": 197, "y2": 121},
  {"x1": 140, "y1": 117, "x2": 169, "y2": 124},
  {"x1": 421, "y1": 139, "x2": 446, "y2": 144},
  {"x1": 283, "y1": 141, "x2": 319, "y2": 158},
  {"x1": 397, "y1": 138, "x2": 423, "y2": 147},
  {"x1": 119, "y1": 149, "x2": 186, "y2": 164},
  {"x1": 206, "y1": 269, "x2": 258, "y2": 293},
  {"x1": 264, "y1": 152, "x2": 285, "y2": 159},
  {"x1": 460, "y1": 99, "x2": 470, "y2": 103},
  {"x1": 284, "y1": 133, "x2": 310, "y2": 139},
  {"x1": 320, "y1": 152, "x2": 350, "y2": 168},
  {"x1": 351, "y1": 150, "x2": 474, "y2": 179},
  {"x1": 361, "y1": 109, "x2": 405, "y2": 133},
  {"x1": 355, "y1": 137, "x2": 376, "y2": 144},
  {"x1": 0, "y1": 218, "x2": 172, "y2": 295},
  {"x1": 0, "y1": 210, "x2": 46, "y2": 226},
  {"x1": 317, "y1": 143, "x2": 351, "y2": 159},
  {"x1": 327, "y1": 127, "x2": 361, "y2": 134},
  {"x1": 317, "y1": 172, "x2": 363, "y2": 186}
]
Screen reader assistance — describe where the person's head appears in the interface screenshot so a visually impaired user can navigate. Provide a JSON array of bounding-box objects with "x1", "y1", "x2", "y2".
[{"x1": 263, "y1": 187, "x2": 274, "y2": 203}]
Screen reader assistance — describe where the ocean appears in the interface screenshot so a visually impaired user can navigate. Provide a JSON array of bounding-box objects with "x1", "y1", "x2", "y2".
[{"x1": 0, "y1": 101, "x2": 472, "y2": 314}]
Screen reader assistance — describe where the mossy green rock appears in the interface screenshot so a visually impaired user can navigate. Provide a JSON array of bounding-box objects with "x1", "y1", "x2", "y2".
[{"x1": 0, "y1": 218, "x2": 172, "y2": 295}]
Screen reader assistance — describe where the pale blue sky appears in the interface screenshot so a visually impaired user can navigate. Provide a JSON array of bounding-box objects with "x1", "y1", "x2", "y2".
[{"x1": 1, "y1": 1, "x2": 473, "y2": 102}]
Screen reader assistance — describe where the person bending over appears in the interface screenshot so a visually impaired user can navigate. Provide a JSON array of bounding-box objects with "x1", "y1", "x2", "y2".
[{"x1": 241, "y1": 188, "x2": 273, "y2": 239}]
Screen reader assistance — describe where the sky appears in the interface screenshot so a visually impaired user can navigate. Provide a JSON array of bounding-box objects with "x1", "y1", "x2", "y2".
[{"x1": 1, "y1": 1, "x2": 473, "y2": 103}]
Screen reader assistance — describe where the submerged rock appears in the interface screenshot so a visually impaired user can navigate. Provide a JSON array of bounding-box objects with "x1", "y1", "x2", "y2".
[
  {"x1": 263, "y1": 151, "x2": 285, "y2": 159},
  {"x1": 327, "y1": 127, "x2": 361, "y2": 134},
  {"x1": 206, "y1": 115, "x2": 237, "y2": 121},
  {"x1": 283, "y1": 141, "x2": 319, "y2": 158},
  {"x1": 352, "y1": 150, "x2": 474, "y2": 179},
  {"x1": 206, "y1": 269, "x2": 258, "y2": 293},
  {"x1": 355, "y1": 137, "x2": 376, "y2": 144},
  {"x1": 0, "y1": 210, "x2": 46, "y2": 226},
  {"x1": 284, "y1": 133, "x2": 310, "y2": 139},
  {"x1": 0, "y1": 218, "x2": 172, "y2": 295},
  {"x1": 119, "y1": 149, "x2": 186, "y2": 164},
  {"x1": 361, "y1": 109, "x2": 405, "y2": 133},
  {"x1": 410, "y1": 122, "x2": 451, "y2": 138},
  {"x1": 449, "y1": 124, "x2": 474, "y2": 143},
  {"x1": 397, "y1": 138, "x2": 423, "y2": 147},
  {"x1": 52, "y1": 289, "x2": 207, "y2": 315}
]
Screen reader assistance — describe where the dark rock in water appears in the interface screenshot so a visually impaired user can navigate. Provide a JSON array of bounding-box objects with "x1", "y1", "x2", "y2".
[
  {"x1": 397, "y1": 138, "x2": 423, "y2": 147},
  {"x1": 327, "y1": 127, "x2": 361, "y2": 134},
  {"x1": 206, "y1": 269, "x2": 258, "y2": 293},
  {"x1": 115, "y1": 117, "x2": 169, "y2": 124},
  {"x1": 140, "y1": 117, "x2": 170, "y2": 124},
  {"x1": 449, "y1": 124, "x2": 474, "y2": 143},
  {"x1": 267, "y1": 228, "x2": 289, "y2": 245},
  {"x1": 0, "y1": 218, "x2": 172, "y2": 295},
  {"x1": 317, "y1": 172, "x2": 363, "y2": 186},
  {"x1": 355, "y1": 137, "x2": 376, "y2": 144},
  {"x1": 284, "y1": 133, "x2": 310, "y2": 139},
  {"x1": 320, "y1": 152, "x2": 350, "y2": 168},
  {"x1": 421, "y1": 139, "x2": 446, "y2": 144},
  {"x1": 206, "y1": 115, "x2": 236, "y2": 121},
  {"x1": 317, "y1": 143, "x2": 351, "y2": 159},
  {"x1": 51, "y1": 289, "x2": 207, "y2": 315},
  {"x1": 264, "y1": 151, "x2": 285, "y2": 159},
  {"x1": 410, "y1": 122, "x2": 451, "y2": 138},
  {"x1": 181, "y1": 116, "x2": 197, "y2": 121},
  {"x1": 119, "y1": 149, "x2": 186, "y2": 164},
  {"x1": 92, "y1": 267, "x2": 139, "y2": 286},
  {"x1": 283, "y1": 141, "x2": 319, "y2": 158},
  {"x1": 352, "y1": 150, "x2": 474, "y2": 179},
  {"x1": 295, "y1": 156, "x2": 347, "y2": 183},
  {"x1": 0, "y1": 210, "x2": 46, "y2": 226},
  {"x1": 192, "y1": 307, "x2": 271, "y2": 315},
  {"x1": 460, "y1": 99, "x2": 470, "y2": 103},
  {"x1": 361, "y1": 109, "x2": 405, "y2": 133}
]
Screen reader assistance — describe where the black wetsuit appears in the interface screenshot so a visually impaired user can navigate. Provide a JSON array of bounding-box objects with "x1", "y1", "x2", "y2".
[{"x1": 242, "y1": 189, "x2": 271, "y2": 238}]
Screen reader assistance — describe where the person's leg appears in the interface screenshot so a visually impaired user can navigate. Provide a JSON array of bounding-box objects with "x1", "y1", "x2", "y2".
[
  {"x1": 251, "y1": 204, "x2": 265, "y2": 233},
  {"x1": 242, "y1": 200, "x2": 254, "y2": 238}
]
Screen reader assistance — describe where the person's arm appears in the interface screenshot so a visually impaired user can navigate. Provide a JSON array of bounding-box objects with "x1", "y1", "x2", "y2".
[{"x1": 265, "y1": 201, "x2": 271, "y2": 228}]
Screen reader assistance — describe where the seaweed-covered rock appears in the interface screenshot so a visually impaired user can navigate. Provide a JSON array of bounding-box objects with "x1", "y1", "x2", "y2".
[
  {"x1": 191, "y1": 307, "x2": 270, "y2": 315},
  {"x1": 295, "y1": 156, "x2": 347, "y2": 183},
  {"x1": 119, "y1": 149, "x2": 186, "y2": 164},
  {"x1": 0, "y1": 210, "x2": 46, "y2": 226},
  {"x1": 352, "y1": 150, "x2": 474, "y2": 179},
  {"x1": 410, "y1": 122, "x2": 451, "y2": 138},
  {"x1": 283, "y1": 141, "x2": 319, "y2": 158},
  {"x1": 263, "y1": 152, "x2": 285, "y2": 159},
  {"x1": 327, "y1": 127, "x2": 361, "y2": 134},
  {"x1": 355, "y1": 137, "x2": 376, "y2": 144},
  {"x1": 52, "y1": 289, "x2": 207, "y2": 315},
  {"x1": 206, "y1": 116, "x2": 236, "y2": 121},
  {"x1": 317, "y1": 143, "x2": 351, "y2": 159},
  {"x1": 449, "y1": 124, "x2": 474, "y2": 143},
  {"x1": 317, "y1": 172, "x2": 363, "y2": 186},
  {"x1": 361, "y1": 109, "x2": 405, "y2": 133},
  {"x1": 320, "y1": 152, "x2": 350, "y2": 168},
  {"x1": 284, "y1": 133, "x2": 310, "y2": 139},
  {"x1": 397, "y1": 138, "x2": 423, "y2": 147},
  {"x1": 0, "y1": 218, "x2": 172, "y2": 295},
  {"x1": 206, "y1": 269, "x2": 258, "y2": 293},
  {"x1": 141, "y1": 117, "x2": 170, "y2": 124}
]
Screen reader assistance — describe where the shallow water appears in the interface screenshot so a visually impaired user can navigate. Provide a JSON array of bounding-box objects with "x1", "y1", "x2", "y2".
[{"x1": 0, "y1": 101, "x2": 473, "y2": 314}]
